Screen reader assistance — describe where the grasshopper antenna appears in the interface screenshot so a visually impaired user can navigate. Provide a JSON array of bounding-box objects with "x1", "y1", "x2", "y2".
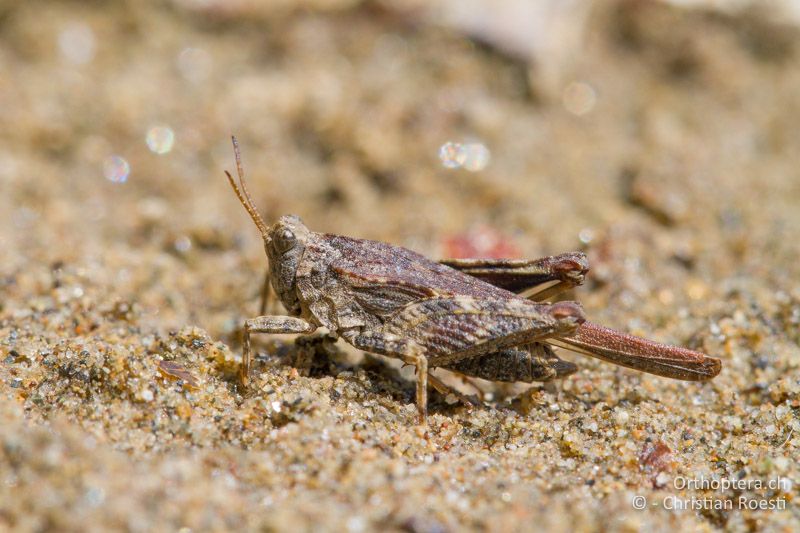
[
  {"x1": 225, "y1": 136, "x2": 275, "y2": 316},
  {"x1": 225, "y1": 135, "x2": 269, "y2": 236}
]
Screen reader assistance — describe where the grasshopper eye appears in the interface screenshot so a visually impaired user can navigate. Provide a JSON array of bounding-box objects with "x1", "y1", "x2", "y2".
[{"x1": 274, "y1": 228, "x2": 296, "y2": 252}]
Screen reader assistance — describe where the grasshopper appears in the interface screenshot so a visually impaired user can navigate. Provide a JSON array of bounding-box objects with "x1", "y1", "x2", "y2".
[{"x1": 224, "y1": 137, "x2": 721, "y2": 424}]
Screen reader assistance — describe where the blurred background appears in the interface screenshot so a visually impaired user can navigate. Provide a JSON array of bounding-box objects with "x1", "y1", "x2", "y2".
[
  {"x1": 2, "y1": 1, "x2": 800, "y2": 530},
  {"x1": 3, "y1": 0, "x2": 800, "y2": 336}
]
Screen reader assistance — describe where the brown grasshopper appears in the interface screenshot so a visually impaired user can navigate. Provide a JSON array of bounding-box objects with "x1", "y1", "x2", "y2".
[{"x1": 224, "y1": 137, "x2": 721, "y2": 424}]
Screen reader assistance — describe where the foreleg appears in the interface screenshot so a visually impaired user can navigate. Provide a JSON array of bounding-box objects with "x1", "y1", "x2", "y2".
[
  {"x1": 241, "y1": 315, "x2": 317, "y2": 387},
  {"x1": 258, "y1": 268, "x2": 272, "y2": 316}
]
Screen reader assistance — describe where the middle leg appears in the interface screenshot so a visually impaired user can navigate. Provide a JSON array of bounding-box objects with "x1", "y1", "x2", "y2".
[{"x1": 349, "y1": 332, "x2": 428, "y2": 423}]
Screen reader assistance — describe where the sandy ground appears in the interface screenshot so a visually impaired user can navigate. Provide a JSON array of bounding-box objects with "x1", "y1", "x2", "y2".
[{"x1": 1, "y1": 1, "x2": 800, "y2": 531}]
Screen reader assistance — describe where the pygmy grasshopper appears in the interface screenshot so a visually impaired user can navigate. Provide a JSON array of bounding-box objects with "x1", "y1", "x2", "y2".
[{"x1": 224, "y1": 137, "x2": 721, "y2": 424}]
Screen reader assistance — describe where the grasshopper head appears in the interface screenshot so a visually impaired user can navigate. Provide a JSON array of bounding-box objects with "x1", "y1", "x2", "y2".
[
  {"x1": 263, "y1": 215, "x2": 309, "y2": 314},
  {"x1": 266, "y1": 214, "x2": 310, "y2": 254},
  {"x1": 225, "y1": 137, "x2": 306, "y2": 315}
]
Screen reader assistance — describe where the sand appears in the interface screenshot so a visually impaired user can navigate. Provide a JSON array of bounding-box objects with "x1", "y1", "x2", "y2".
[{"x1": 1, "y1": 1, "x2": 799, "y2": 531}]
